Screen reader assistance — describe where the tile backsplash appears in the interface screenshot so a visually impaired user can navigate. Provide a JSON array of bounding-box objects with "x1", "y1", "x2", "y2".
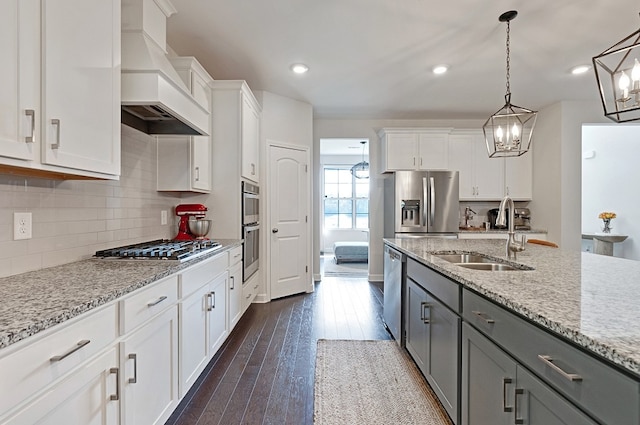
[{"x1": 0, "y1": 125, "x2": 181, "y2": 277}]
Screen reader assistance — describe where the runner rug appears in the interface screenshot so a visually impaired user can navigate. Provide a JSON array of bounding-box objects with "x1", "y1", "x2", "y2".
[{"x1": 313, "y1": 339, "x2": 452, "y2": 425}]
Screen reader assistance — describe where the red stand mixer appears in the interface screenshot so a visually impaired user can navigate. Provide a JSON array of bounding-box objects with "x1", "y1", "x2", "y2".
[{"x1": 175, "y1": 204, "x2": 211, "y2": 240}]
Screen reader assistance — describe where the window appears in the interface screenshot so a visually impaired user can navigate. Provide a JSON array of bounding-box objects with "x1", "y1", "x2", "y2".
[{"x1": 323, "y1": 167, "x2": 369, "y2": 229}]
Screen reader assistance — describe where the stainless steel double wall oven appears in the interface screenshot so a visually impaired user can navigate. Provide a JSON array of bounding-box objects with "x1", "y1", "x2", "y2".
[{"x1": 242, "y1": 182, "x2": 260, "y2": 282}]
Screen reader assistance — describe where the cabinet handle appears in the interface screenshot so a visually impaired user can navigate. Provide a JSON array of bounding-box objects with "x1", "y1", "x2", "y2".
[
  {"x1": 109, "y1": 367, "x2": 120, "y2": 401},
  {"x1": 207, "y1": 291, "x2": 216, "y2": 311},
  {"x1": 537, "y1": 355, "x2": 583, "y2": 381},
  {"x1": 25, "y1": 109, "x2": 35, "y2": 143},
  {"x1": 50, "y1": 339, "x2": 90, "y2": 362},
  {"x1": 51, "y1": 118, "x2": 61, "y2": 149},
  {"x1": 195, "y1": 166, "x2": 200, "y2": 181},
  {"x1": 147, "y1": 295, "x2": 167, "y2": 307},
  {"x1": 472, "y1": 310, "x2": 495, "y2": 324},
  {"x1": 128, "y1": 354, "x2": 138, "y2": 384},
  {"x1": 251, "y1": 163, "x2": 256, "y2": 175},
  {"x1": 246, "y1": 293, "x2": 252, "y2": 300},
  {"x1": 253, "y1": 282, "x2": 259, "y2": 290},
  {"x1": 230, "y1": 276, "x2": 235, "y2": 290},
  {"x1": 514, "y1": 388, "x2": 524, "y2": 424},
  {"x1": 413, "y1": 157, "x2": 416, "y2": 166},
  {"x1": 502, "y1": 378, "x2": 513, "y2": 412},
  {"x1": 420, "y1": 301, "x2": 430, "y2": 324}
]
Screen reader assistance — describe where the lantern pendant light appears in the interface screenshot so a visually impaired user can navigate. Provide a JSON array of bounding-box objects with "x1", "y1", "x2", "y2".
[
  {"x1": 350, "y1": 141, "x2": 369, "y2": 179},
  {"x1": 592, "y1": 15, "x2": 640, "y2": 123},
  {"x1": 483, "y1": 10, "x2": 537, "y2": 158}
]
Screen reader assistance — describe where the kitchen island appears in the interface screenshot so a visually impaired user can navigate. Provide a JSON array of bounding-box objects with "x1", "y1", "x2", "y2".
[{"x1": 385, "y1": 237, "x2": 640, "y2": 425}]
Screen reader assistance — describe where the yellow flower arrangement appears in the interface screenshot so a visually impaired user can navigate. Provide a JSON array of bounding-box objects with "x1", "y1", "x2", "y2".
[{"x1": 598, "y1": 212, "x2": 617, "y2": 220}]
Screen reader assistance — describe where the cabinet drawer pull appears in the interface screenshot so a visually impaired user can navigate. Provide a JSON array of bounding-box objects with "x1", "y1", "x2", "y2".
[
  {"x1": 50, "y1": 339, "x2": 90, "y2": 362},
  {"x1": 502, "y1": 378, "x2": 513, "y2": 412},
  {"x1": 207, "y1": 291, "x2": 216, "y2": 311},
  {"x1": 420, "y1": 301, "x2": 430, "y2": 324},
  {"x1": 230, "y1": 276, "x2": 235, "y2": 290},
  {"x1": 195, "y1": 166, "x2": 200, "y2": 181},
  {"x1": 109, "y1": 367, "x2": 120, "y2": 401},
  {"x1": 253, "y1": 282, "x2": 259, "y2": 290},
  {"x1": 147, "y1": 295, "x2": 167, "y2": 307},
  {"x1": 245, "y1": 293, "x2": 252, "y2": 300},
  {"x1": 537, "y1": 354, "x2": 583, "y2": 381},
  {"x1": 51, "y1": 118, "x2": 61, "y2": 149},
  {"x1": 128, "y1": 353, "x2": 138, "y2": 384},
  {"x1": 25, "y1": 109, "x2": 35, "y2": 143},
  {"x1": 472, "y1": 310, "x2": 495, "y2": 324},
  {"x1": 514, "y1": 388, "x2": 524, "y2": 424}
]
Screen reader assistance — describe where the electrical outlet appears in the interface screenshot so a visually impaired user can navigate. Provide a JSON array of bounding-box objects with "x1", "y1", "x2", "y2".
[
  {"x1": 161, "y1": 210, "x2": 168, "y2": 225},
  {"x1": 14, "y1": 212, "x2": 32, "y2": 240}
]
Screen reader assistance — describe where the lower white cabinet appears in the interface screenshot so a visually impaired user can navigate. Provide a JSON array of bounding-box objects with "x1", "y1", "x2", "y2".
[
  {"x1": 207, "y1": 272, "x2": 229, "y2": 355},
  {"x1": 242, "y1": 273, "x2": 259, "y2": 314},
  {"x1": 178, "y1": 282, "x2": 210, "y2": 398},
  {"x1": 120, "y1": 306, "x2": 179, "y2": 425},
  {"x1": 461, "y1": 323, "x2": 598, "y2": 425},
  {"x1": 3, "y1": 346, "x2": 120, "y2": 425},
  {"x1": 228, "y1": 260, "x2": 243, "y2": 331}
]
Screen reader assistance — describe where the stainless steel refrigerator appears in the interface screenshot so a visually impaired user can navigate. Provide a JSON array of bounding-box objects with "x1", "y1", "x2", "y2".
[{"x1": 384, "y1": 170, "x2": 460, "y2": 237}]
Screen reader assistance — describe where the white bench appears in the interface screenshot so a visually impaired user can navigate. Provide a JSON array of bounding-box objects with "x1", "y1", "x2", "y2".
[{"x1": 333, "y1": 241, "x2": 368, "y2": 264}]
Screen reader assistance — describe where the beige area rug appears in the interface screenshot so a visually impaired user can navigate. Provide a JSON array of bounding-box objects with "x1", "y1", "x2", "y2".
[
  {"x1": 322, "y1": 255, "x2": 368, "y2": 277},
  {"x1": 314, "y1": 339, "x2": 452, "y2": 425}
]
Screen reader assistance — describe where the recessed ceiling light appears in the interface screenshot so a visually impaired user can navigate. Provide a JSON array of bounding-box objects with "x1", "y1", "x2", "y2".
[
  {"x1": 432, "y1": 65, "x2": 449, "y2": 75},
  {"x1": 571, "y1": 65, "x2": 591, "y2": 75},
  {"x1": 291, "y1": 64, "x2": 309, "y2": 74}
]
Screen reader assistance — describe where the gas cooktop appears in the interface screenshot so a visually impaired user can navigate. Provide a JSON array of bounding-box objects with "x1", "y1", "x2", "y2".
[{"x1": 94, "y1": 239, "x2": 222, "y2": 262}]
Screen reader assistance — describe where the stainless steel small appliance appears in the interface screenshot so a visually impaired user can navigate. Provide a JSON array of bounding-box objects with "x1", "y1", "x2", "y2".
[
  {"x1": 242, "y1": 182, "x2": 260, "y2": 282},
  {"x1": 514, "y1": 207, "x2": 531, "y2": 230}
]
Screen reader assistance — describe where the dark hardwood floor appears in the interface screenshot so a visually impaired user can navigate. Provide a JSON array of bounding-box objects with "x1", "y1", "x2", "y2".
[{"x1": 165, "y1": 277, "x2": 391, "y2": 425}]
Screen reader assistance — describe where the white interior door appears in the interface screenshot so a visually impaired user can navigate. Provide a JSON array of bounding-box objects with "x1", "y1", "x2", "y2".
[{"x1": 269, "y1": 145, "x2": 310, "y2": 299}]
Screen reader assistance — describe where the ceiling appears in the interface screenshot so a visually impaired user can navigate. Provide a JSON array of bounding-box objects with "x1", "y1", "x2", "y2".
[{"x1": 166, "y1": 0, "x2": 638, "y2": 120}]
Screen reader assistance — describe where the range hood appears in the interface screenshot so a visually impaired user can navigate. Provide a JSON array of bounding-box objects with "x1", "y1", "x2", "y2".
[{"x1": 121, "y1": 0, "x2": 209, "y2": 136}]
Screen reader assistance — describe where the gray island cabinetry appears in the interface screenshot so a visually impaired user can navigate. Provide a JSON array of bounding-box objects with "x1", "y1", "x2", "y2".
[
  {"x1": 405, "y1": 258, "x2": 460, "y2": 424},
  {"x1": 383, "y1": 238, "x2": 640, "y2": 425}
]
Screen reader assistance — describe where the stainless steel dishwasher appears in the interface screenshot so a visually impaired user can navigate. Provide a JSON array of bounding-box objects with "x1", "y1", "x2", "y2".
[{"x1": 383, "y1": 244, "x2": 405, "y2": 344}]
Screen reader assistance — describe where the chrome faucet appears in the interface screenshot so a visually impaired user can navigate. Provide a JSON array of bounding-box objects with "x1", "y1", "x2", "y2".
[
  {"x1": 463, "y1": 207, "x2": 476, "y2": 228},
  {"x1": 497, "y1": 195, "x2": 526, "y2": 259}
]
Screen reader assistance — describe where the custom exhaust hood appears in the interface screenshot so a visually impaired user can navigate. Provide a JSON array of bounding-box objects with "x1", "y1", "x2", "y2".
[{"x1": 121, "y1": 0, "x2": 209, "y2": 136}]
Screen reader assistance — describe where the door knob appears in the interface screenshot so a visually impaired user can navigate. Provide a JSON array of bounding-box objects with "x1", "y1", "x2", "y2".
[{"x1": 272, "y1": 228, "x2": 279, "y2": 233}]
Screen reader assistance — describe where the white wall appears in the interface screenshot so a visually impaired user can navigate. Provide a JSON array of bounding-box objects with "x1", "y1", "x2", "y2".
[
  {"x1": 530, "y1": 100, "x2": 609, "y2": 250},
  {"x1": 0, "y1": 125, "x2": 179, "y2": 277},
  {"x1": 582, "y1": 124, "x2": 640, "y2": 260}
]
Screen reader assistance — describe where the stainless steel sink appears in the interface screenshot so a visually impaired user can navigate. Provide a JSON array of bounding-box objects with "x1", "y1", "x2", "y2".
[
  {"x1": 433, "y1": 252, "x2": 534, "y2": 271},
  {"x1": 433, "y1": 253, "x2": 493, "y2": 263},
  {"x1": 457, "y1": 263, "x2": 521, "y2": 271}
]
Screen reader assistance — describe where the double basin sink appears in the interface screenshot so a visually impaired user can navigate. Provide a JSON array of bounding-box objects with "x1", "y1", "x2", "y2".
[{"x1": 433, "y1": 253, "x2": 534, "y2": 271}]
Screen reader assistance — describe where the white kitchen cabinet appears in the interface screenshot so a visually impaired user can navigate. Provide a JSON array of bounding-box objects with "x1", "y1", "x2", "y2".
[
  {"x1": 504, "y1": 154, "x2": 532, "y2": 200},
  {"x1": 211, "y1": 80, "x2": 262, "y2": 184},
  {"x1": 121, "y1": 306, "x2": 179, "y2": 425},
  {"x1": 449, "y1": 130, "x2": 504, "y2": 200},
  {"x1": 157, "y1": 57, "x2": 213, "y2": 193},
  {"x1": 242, "y1": 94, "x2": 260, "y2": 182},
  {"x1": 0, "y1": 0, "x2": 39, "y2": 163},
  {"x1": 228, "y1": 246, "x2": 244, "y2": 331},
  {"x1": 242, "y1": 273, "x2": 260, "y2": 314},
  {"x1": 3, "y1": 347, "x2": 120, "y2": 425},
  {"x1": 177, "y1": 252, "x2": 228, "y2": 397},
  {"x1": 379, "y1": 128, "x2": 450, "y2": 172},
  {"x1": 207, "y1": 272, "x2": 229, "y2": 355},
  {"x1": 0, "y1": 0, "x2": 120, "y2": 179}
]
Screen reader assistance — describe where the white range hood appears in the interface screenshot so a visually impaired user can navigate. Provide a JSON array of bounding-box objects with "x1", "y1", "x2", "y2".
[{"x1": 121, "y1": 0, "x2": 209, "y2": 136}]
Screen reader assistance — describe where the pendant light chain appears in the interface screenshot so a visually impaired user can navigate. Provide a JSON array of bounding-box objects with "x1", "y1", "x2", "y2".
[{"x1": 505, "y1": 20, "x2": 511, "y2": 101}]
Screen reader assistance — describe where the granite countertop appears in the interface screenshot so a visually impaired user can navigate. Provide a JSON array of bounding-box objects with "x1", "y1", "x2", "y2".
[
  {"x1": 384, "y1": 237, "x2": 640, "y2": 379},
  {"x1": 458, "y1": 227, "x2": 547, "y2": 234},
  {"x1": 0, "y1": 240, "x2": 242, "y2": 350}
]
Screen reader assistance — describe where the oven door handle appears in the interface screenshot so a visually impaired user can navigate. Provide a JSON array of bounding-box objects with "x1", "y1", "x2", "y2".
[{"x1": 244, "y1": 224, "x2": 260, "y2": 232}]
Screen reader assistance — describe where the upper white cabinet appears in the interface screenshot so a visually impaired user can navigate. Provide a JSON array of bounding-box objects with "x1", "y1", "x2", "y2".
[
  {"x1": 0, "y1": 0, "x2": 120, "y2": 179},
  {"x1": 504, "y1": 153, "x2": 533, "y2": 200},
  {"x1": 211, "y1": 80, "x2": 262, "y2": 184},
  {"x1": 157, "y1": 57, "x2": 213, "y2": 193},
  {"x1": 448, "y1": 130, "x2": 504, "y2": 200},
  {"x1": 379, "y1": 128, "x2": 450, "y2": 172}
]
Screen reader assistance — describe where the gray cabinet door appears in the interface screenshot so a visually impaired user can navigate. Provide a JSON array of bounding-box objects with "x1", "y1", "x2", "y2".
[
  {"x1": 517, "y1": 366, "x2": 599, "y2": 425},
  {"x1": 405, "y1": 278, "x2": 429, "y2": 376},
  {"x1": 462, "y1": 323, "x2": 516, "y2": 425}
]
